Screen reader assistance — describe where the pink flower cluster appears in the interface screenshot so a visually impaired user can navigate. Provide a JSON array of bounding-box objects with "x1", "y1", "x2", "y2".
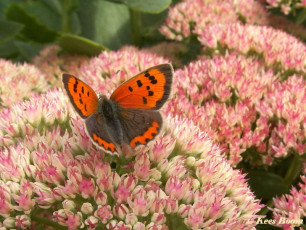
[
  {"x1": 160, "y1": 0, "x2": 306, "y2": 47},
  {"x1": 272, "y1": 175, "x2": 306, "y2": 229},
  {"x1": 160, "y1": 0, "x2": 269, "y2": 41},
  {"x1": 266, "y1": 0, "x2": 306, "y2": 15},
  {"x1": 197, "y1": 23, "x2": 306, "y2": 72},
  {"x1": 0, "y1": 49, "x2": 263, "y2": 229},
  {"x1": 0, "y1": 59, "x2": 48, "y2": 108},
  {"x1": 163, "y1": 53, "x2": 305, "y2": 165},
  {"x1": 32, "y1": 45, "x2": 90, "y2": 88}
]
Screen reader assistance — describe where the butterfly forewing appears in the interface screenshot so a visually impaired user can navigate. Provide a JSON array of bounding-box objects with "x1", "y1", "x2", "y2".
[
  {"x1": 110, "y1": 64, "x2": 173, "y2": 110},
  {"x1": 62, "y1": 74, "x2": 98, "y2": 118}
]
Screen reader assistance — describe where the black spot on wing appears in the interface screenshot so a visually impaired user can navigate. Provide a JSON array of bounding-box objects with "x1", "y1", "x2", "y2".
[
  {"x1": 143, "y1": 97, "x2": 147, "y2": 104},
  {"x1": 136, "y1": 80, "x2": 143, "y2": 87},
  {"x1": 128, "y1": 86, "x2": 133, "y2": 92},
  {"x1": 151, "y1": 79, "x2": 157, "y2": 84},
  {"x1": 145, "y1": 71, "x2": 150, "y2": 77}
]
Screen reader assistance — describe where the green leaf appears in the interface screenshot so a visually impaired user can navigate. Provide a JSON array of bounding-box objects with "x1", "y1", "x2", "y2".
[
  {"x1": 24, "y1": 1, "x2": 62, "y2": 31},
  {"x1": 23, "y1": 1, "x2": 80, "y2": 34},
  {"x1": 124, "y1": 0, "x2": 171, "y2": 13},
  {"x1": 140, "y1": 10, "x2": 168, "y2": 38},
  {"x1": 0, "y1": 19, "x2": 23, "y2": 45},
  {"x1": 0, "y1": 0, "x2": 22, "y2": 18},
  {"x1": 246, "y1": 171, "x2": 289, "y2": 200},
  {"x1": 0, "y1": 39, "x2": 19, "y2": 58},
  {"x1": 5, "y1": 3, "x2": 58, "y2": 43},
  {"x1": 58, "y1": 33, "x2": 108, "y2": 55},
  {"x1": 77, "y1": 0, "x2": 131, "y2": 50},
  {"x1": 41, "y1": 0, "x2": 63, "y2": 15},
  {"x1": 14, "y1": 40, "x2": 43, "y2": 61},
  {"x1": 296, "y1": 8, "x2": 306, "y2": 25}
]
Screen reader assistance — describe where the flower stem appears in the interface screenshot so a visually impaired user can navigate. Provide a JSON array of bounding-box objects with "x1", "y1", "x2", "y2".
[
  {"x1": 283, "y1": 154, "x2": 302, "y2": 187},
  {"x1": 258, "y1": 199, "x2": 273, "y2": 215},
  {"x1": 258, "y1": 154, "x2": 302, "y2": 216},
  {"x1": 31, "y1": 214, "x2": 67, "y2": 229}
]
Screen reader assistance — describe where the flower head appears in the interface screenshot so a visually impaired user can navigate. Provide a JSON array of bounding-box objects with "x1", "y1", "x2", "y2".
[{"x1": 0, "y1": 48, "x2": 262, "y2": 229}]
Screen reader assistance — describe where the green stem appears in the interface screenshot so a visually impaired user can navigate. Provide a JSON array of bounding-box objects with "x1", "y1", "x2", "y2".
[
  {"x1": 258, "y1": 154, "x2": 302, "y2": 216},
  {"x1": 258, "y1": 199, "x2": 273, "y2": 216},
  {"x1": 129, "y1": 8, "x2": 142, "y2": 46},
  {"x1": 31, "y1": 215, "x2": 67, "y2": 229},
  {"x1": 283, "y1": 154, "x2": 301, "y2": 187}
]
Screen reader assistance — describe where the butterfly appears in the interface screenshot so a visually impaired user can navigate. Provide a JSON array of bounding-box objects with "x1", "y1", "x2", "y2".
[{"x1": 62, "y1": 64, "x2": 173, "y2": 154}]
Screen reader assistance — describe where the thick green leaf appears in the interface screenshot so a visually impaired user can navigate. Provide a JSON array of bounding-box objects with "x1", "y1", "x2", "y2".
[
  {"x1": 140, "y1": 10, "x2": 168, "y2": 38},
  {"x1": 0, "y1": 39, "x2": 19, "y2": 58},
  {"x1": 24, "y1": 1, "x2": 80, "y2": 34},
  {"x1": 246, "y1": 171, "x2": 289, "y2": 200},
  {"x1": 14, "y1": 41, "x2": 43, "y2": 61},
  {"x1": 77, "y1": 0, "x2": 131, "y2": 50},
  {"x1": 0, "y1": 19, "x2": 23, "y2": 45},
  {"x1": 125, "y1": 0, "x2": 171, "y2": 13},
  {"x1": 5, "y1": 3, "x2": 58, "y2": 43},
  {"x1": 41, "y1": 0, "x2": 63, "y2": 15},
  {"x1": 24, "y1": 1, "x2": 62, "y2": 31},
  {"x1": 58, "y1": 33, "x2": 107, "y2": 55},
  {"x1": 296, "y1": 8, "x2": 306, "y2": 25},
  {"x1": 0, "y1": 0, "x2": 22, "y2": 18}
]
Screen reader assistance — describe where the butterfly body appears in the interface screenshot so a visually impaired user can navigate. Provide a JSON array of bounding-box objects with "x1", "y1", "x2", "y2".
[{"x1": 63, "y1": 64, "x2": 173, "y2": 154}]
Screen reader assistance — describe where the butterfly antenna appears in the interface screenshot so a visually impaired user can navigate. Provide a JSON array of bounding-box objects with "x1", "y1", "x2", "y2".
[{"x1": 115, "y1": 70, "x2": 120, "y2": 76}]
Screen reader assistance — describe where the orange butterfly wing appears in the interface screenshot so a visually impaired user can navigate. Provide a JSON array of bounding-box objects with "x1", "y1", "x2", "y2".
[
  {"x1": 62, "y1": 74, "x2": 98, "y2": 118},
  {"x1": 110, "y1": 64, "x2": 173, "y2": 110}
]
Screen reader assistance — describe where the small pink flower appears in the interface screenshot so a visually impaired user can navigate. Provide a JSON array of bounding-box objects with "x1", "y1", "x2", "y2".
[
  {"x1": 113, "y1": 203, "x2": 130, "y2": 220},
  {"x1": 0, "y1": 185, "x2": 12, "y2": 217},
  {"x1": 84, "y1": 216, "x2": 99, "y2": 229},
  {"x1": 15, "y1": 215, "x2": 30, "y2": 229},
  {"x1": 81, "y1": 202, "x2": 93, "y2": 214},
  {"x1": 64, "y1": 212, "x2": 82, "y2": 230},
  {"x1": 133, "y1": 222, "x2": 145, "y2": 230},
  {"x1": 33, "y1": 182, "x2": 55, "y2": 208},
  {"x1": 149, "y1": 133, "x2": 176, "y2": 163},
  {"x1": 165, "y1": 176, "x2": 192, "y2": 200},
  {"x1": 128, "y1": 187, "x2": 153, "y2": 216},
  {"x1": 94, "y1": 191, "x2": 107, "y2": 206},
  {"x1": 125, "y1": 213, "x2": 137, "y2": 225},
  {"x1": 78, "y1": 176, "x2": 96, "y2": 199},
  {"x1": 95, "y1": 205, "x2": 113, "y2": 224},
  {"x1": 164, "y1": 197, "x2": 178, "y2": 214},
  {"x1": 13, "y1": 194, "x2": 34, "y2": 212},
  {"x1": 134, "y1": 153, "x2": 151, "y2": 181},
  {"x1": 114, "y1": 174, "x2": 138, "y2": 204},
  {"x1": 151, "y1": 212, "x2": 166, "y2": 225}
]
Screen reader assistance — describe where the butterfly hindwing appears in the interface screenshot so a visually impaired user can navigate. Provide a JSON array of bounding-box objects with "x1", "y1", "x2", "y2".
[
  {"x1": 62, "y1": 74, "x2": 98, "y2": 118},
  {"x1": 110, "y1": 64, "x2": 173, "y2": 110},
  {"x1": 85, "y1": 113, "x2": 120, "y2": 153},
  {"x1": 118, "y1": 108, "x2": 163, "y2": 148}
]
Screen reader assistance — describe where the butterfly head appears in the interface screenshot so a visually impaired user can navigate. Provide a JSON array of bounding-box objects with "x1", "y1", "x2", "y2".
[{"x1": 97, "y1": 96, "x2": 117, "y2": 120}]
